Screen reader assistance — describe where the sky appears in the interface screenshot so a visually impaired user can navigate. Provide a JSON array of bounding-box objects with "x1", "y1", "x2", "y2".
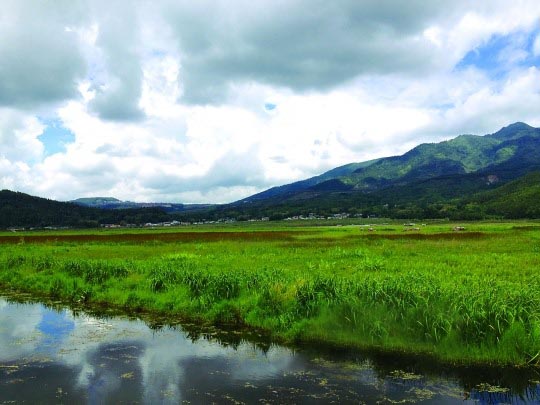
[{"x1": 1, "y1": 0, "x2": 539, "y2": 203}]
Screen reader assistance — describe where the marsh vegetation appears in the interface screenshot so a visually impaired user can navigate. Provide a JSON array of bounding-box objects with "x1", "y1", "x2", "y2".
[{"x1": 1, "y1": 221, "x2": 539, "y2": 366}]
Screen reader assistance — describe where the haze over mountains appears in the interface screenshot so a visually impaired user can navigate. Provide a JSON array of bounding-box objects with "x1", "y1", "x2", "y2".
[
  {"x1": 70, "y1": 197, "x2": 208, "y2": 212},
  {"x1": 2, "y1": 122, "x2": 540, "y2": 228}
]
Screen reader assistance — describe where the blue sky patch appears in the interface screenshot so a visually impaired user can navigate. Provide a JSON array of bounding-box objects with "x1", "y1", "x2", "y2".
[
  {"x1": 38, "y1": 118, "x2": 75, "y2": 156},
  {"x1": 456, "y1": 29, "x2": 540, "y2": 78},
  {"x1": 264, "y1": 103, "x2": 277, "y2": 111}
]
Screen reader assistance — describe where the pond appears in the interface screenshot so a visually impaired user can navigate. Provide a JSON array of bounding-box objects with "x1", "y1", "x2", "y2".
[{"x1": 1, "y1": 294, "x2": 539, "y2": 404}]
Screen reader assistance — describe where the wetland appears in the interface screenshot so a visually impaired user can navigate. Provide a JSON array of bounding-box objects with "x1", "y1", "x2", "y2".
[
  {"x1": 1, "y1": 221, "x2": 540, "y2": 400},
  {"x1": 1, "y1": 293, "x2": 539, "y2": 403}
]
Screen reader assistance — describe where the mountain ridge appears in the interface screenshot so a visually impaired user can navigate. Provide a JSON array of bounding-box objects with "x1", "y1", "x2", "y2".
[
  {"x1": 239, "y1": 122, "x2": 539, "y2": 203},
  {"x1": 2, "y1": 122, "x2": 540, "y2": 227},
  {"x1": 71, "y1": 197, "x2": 214, "y2": 213}
]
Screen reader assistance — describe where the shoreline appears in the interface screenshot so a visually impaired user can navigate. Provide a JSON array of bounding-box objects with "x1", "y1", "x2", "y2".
[{"x1": 1, "y1": 284, "x2": 537, "y2": 370}]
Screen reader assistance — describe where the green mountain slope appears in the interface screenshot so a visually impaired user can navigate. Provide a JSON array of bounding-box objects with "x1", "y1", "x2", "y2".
[
  {"x1": 207, "y1": 122, "x2": 540, "y2": 220},
  {"x1": 346, "y1": 122, "x2": 539, "y2": 190},
  {"x1": 239, "y1": 122, "x2": 539, "y2": 205},
  {"x1": 242, "y1": 159, "x2": 379, "y2": 202},
  {"x1": 473, "y1": 172, "x2": 540, "y2": 218}
]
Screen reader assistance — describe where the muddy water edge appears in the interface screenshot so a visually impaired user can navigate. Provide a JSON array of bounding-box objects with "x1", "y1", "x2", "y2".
[{"x1": 1, "y1": 292, "x2": 539, "y2": 404}]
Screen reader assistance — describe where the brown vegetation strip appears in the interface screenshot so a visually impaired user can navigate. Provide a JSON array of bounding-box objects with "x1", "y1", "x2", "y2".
[
  {"x1": 512, "y1": 225, "x2": 540, "y2": 231},
  {"x1": 0, "y1": 231, "x2": 308, "y2": 244},
  {"x1": 280, "y1": 231, "x2": 490, "y2": 247},
  {"x1": 355, "y1": 231, "x2": 488, "y2": 240}
]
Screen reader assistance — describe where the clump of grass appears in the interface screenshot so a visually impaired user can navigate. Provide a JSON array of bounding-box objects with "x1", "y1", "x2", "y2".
[
  {"x1": 6, "y1": 255, "x2": 26, "y2": 268},
  {"x1": 33, "y1": 256, "x2": 57, "y2": 271},
  {"x1": 294, "y1": 275, "x2": 346, "y2": 317},
  {"x1": 62, "y1": 259, "x2": 130, "y2": 284},
  {"x1": 148, "y1": 265, "x2": 181, "y2": 292},
  {"x1": 181, "y1": 271, "x2": 242, "y2": 302}
]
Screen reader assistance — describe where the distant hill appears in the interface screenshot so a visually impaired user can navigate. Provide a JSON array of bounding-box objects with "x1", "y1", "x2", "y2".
[
  {"x1": 0, "y1": 190, "x2": 171, "y2": 228},
  {"x1": 71, "y1": 197, "x2": 213, "y2": 213},
  {"x1": 241, "y1": 160, "x2": 378, "y2": 202},
  {"x1": 71, "y1": 197, "x2": 121, "y2": 206}
]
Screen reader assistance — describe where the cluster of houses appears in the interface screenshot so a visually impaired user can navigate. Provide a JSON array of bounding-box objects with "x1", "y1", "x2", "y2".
[
  {"x1": 8, "y1": 226, "x2": 71, "y2": 232},
  {"x1": 101, "y1": 221, "x2": 188, "y2": 228},
  {"x1": 101, "y1": 217, "x2": 273, "y2": 228},
  {"x1": 247, "y1": 217, "x2": 270, "y2": 222},
  {"x1": 284, "y1": 212, "x2": 359, "y2": 221}
]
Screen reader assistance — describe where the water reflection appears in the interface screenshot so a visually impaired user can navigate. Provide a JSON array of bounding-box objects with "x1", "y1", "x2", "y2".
[{"x1": 1, "y1": 294, "x2": 539, "y2": 404}]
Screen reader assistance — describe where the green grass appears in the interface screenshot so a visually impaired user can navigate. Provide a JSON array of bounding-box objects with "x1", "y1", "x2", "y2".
[{"x1": 1, "y1": 221, "x2": 540, "y2": 366}]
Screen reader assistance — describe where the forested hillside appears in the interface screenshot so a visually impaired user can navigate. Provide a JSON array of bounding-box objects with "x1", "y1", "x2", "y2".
[{"x1": 0, "y1": 190, "x2": 170, "y2": 228}]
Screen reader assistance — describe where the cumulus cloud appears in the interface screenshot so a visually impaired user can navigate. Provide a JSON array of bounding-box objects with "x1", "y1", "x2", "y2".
[
  {"x1": 1, "y1": 1, "x2": 540, "y2": 203},
  {"x1": 0, "y1": 109, "x2": 44, "y2": 162},
  {"x1": 439, "y1": 66, "x2": 540, "y2": 135}
]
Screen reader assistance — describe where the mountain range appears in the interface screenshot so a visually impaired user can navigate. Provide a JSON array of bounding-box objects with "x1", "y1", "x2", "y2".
[
  {"x1": 197, "y1": 122, "x2": 540, "y2": 220},
  {"x1": 1, "y1": 122, "x2": 539, "y2": 227},
  {"x1": 242, "y1": 122, "x2": 539, "y2": 201},
  {"x1": 70, "y1": 197, "x2": 210, "y2": 212}
]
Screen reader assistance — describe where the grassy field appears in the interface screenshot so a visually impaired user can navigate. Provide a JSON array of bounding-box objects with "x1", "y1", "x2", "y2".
[{"x1": 1, "y1": 221, "x2": 539, "y2": 366}]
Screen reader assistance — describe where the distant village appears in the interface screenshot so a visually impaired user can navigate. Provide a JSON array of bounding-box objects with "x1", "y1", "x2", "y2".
[
  {"x1": 7, "y1": 212, "x2": 371, "y2": 231},
  {"x1": 103, "y1": 212, "x2": 360, "y2": 228}
]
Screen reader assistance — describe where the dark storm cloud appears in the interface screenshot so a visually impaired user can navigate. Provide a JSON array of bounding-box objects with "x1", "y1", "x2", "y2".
[
  {"x1": 0, "y1": 0, "x2": 474, "y2": 113},
  {"x1": 164, "y1": 0, "x2": 464, "y2": 103},
  {"x1": 0, "y1": 1, "x2": 87, "y2": 108}
]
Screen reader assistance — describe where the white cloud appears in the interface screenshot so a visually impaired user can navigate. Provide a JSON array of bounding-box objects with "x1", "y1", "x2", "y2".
[
  {"x1": 0, "y1": 109, "x2": 44, "y2": 162},
  {"x1": 1, "y1": 1, "x2": 540, "y2": 203},
  {"x1": 439, "y1": 67, "x2": 540, "y2": 134}
]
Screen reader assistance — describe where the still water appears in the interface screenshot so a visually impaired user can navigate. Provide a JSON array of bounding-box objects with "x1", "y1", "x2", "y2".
[{"x1": 1, "y1": 294, "x2": 539, "y2": 404}]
